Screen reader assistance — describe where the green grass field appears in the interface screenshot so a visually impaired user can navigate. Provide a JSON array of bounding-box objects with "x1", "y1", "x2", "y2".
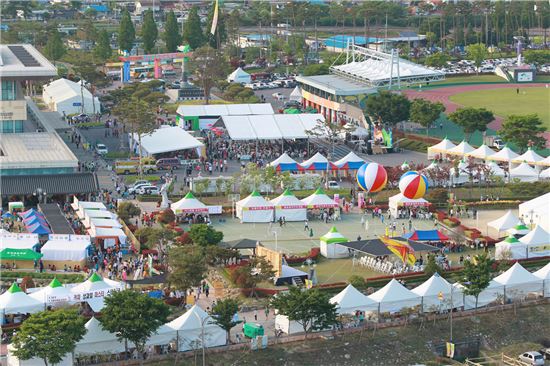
[{"x1": 449, "y1": 87, "x2": 550, "y2": 129}]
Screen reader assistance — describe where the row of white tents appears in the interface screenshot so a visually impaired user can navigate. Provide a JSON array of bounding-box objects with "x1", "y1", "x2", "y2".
[
  {"x1": 72, "y1": 197, "x2": 127, "y2": 247},
  {"x1": 236, "y1": 188, "x2": 338, "y2": 223},
  {"x1": 7, "y1": 305, "x2": 226, "y2": 365},
  {"x1": 277, "y1": 262, "x2": 550, "y2": 333},
  {"x1": 427, "y1": 138, "x2": 550, "y2": 166}
]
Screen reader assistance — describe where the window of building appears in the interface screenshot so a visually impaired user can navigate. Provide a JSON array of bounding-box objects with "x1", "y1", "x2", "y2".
[
  {"x1": 1, "y1": 80, "x2": 16, "y2": 101},
  {"x1": 1, "y1": 120, "x2": 23, "y2": 133}
]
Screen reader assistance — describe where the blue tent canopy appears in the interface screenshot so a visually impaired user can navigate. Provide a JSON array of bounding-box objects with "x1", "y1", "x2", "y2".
[
  {"x1": 27, "y1": 222, "x2": 51, "y2": 235},
  {"x1": 1, "y1": 212, "x2": 13, "y2": 219},
  {"x1": 20, "y1": 208, "x2": 39, "y2": 219},
  {"x1": 403, "y1": 230, "x2": 449, "y2": 241}
]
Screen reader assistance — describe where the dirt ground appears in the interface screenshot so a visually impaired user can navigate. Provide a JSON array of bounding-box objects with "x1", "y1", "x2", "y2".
[{"x1": 157, "y1": 303, "x2": 550, "y2": 366}]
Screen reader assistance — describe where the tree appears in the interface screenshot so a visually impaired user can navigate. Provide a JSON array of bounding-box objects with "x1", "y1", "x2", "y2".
[
  {"x1": 303, "y1": 63, "x2": 330, "y2": 76},
  {"x1": 448, "y1": 107, "x2": 494, "y2": 141},
  {"x1": 305, "y1": 118, "x2": 350, "y2": 158},
  {"x1": 168, "y1": 245, "x2": 208, "y2": 291},
  {"x1": 233, "y1": 256, "x2": 275, "y2": 297},
  {"x1": 270, "y1": 287, "x2": 338, "y2": 338},
  {"x1": 182, "y1": 6, "x2": 205, "y2": 49},
  {"x1": 141, "y1": 10, "x2": 158, "y2": 54},
  {"x1": 410, "y1": 98, "x2": 446, "y2": 134},
  {"x1": 11, "y1": 308, "x2": 86, "y2": 366},
  {"x1": 460, "y1": 253, "x2": 492, "y2": 309},
  {"x1": 157, "y1": 208, "x2": 176, "y2": 225},
  {"x1": 466, "y1": 43, "x2": 488, "y2": 73},
  {"x1": 188, "y1": 223, "x2": 223, "y2": 247},
  {"x1": 500, "y1": 114, "x2": 547, "y2": 153},
  {"x1": 43, "y1": 29, "x2": 66, "y2": 63},
  {"x1": 205, "y1": 0, "x2": 227, "y2": 49},
  {"x1": 101, "y1": 290, "x2": 170, "y2": 358},
  {"x1": 191, "y1": 45, "x2": 227, "y2": 104},
  {"x1": 117, "y1": 201, "x2": 141, "y2": 221},
  {"x1": 424, "y1": 53, "x2": 450, "y2": 67},
  {"x1": 94, "y1": 30, "x2": 112, "y2": 61},
  {"x1": 423, "y1": 254, "x2": 442, "y2": 277},
  {"x1": 365, "y1": 91, "x2": 411, "y2": 126},
  {"x1": 118, "y1": 9, "x2": 135, "y2": 52},
  {"x1": 210, "y1": 298, "x2": 240, "y2": 344},
  {"x1": 164, "y1": 10, "x2": 181, "y2": 52}
]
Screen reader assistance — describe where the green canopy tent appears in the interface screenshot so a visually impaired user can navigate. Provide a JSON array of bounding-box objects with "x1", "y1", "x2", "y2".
[
  {"x1": 0, "y1": 248, "x2": 42, "y2": 261},
  {"x1": 320, "y1": 226, "x2": 349, "y2": 258}
]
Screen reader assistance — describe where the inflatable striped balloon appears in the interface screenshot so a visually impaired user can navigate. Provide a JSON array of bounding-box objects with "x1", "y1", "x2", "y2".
[
  {"x1": 356, "y1": 163, "x2": 387, "y2": 193},
  {"x1": 399, "y1": 171, "x2": 429, "y2": 199}
]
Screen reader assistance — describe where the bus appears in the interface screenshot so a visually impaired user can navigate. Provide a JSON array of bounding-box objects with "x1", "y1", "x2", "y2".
[{"x1": 131, "y1": 66, "x2": 154, "y2": 79}]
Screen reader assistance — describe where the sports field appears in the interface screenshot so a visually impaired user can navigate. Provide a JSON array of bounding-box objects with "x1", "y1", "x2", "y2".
[{"x1": 449, "y1": 86, "x2": 550, "y2": 129}]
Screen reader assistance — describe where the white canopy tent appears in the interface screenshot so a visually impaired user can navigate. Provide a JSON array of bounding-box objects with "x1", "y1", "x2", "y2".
[
  {"x1": 270, "y1": 189, "x2": 307, "y2": 221},
  {"x1": 513, "y1": 148, "x2": 544, "y2": 165},
  {"x1": 540, "y1": 167, "x2": 550, "y2": 179},
  {"x1": 289, "y1": 86, "x2": 302, "y2": 102},
  {"x1": 388, "y1": 193, "x2": 429, "y2": 218},
  {"x1": 71, "y1": 198, "x2": 107, "y2": 214},
  {"x1": 541, "y1": 155, "x2": 550, "y2": 167},
  {"x1": 519, "y1": 225, "x2": 550, "y2": 258},
  {"x1": 269, "y1": 153, "x2": 303, "y2": 172},
  {"x1": 485, "y1": 161, "x2": 506, "y2": 178},
  {"x1": 75, "y1": 317, "x2": 128, "y2": 356},
  {"x1": 487, "y1": 210, "x2": 519, "y2": 234},
  {"x1": 510, "y1": 162, "x2": 538, "y2": 182},
  {"x1": 492, "y1": 262, "x2": 543, "y2": 300},
  {"x1": 70, "y1": 273, "x2": 122, "y2": 309},
  {"x1": 236, "y1": 190, "x2": 274, "y2": 223},
  {"x1": 459, "y1": 280, "x2": 503, "y2": 310},
  {"x1": 227, "y1": 67, "x2": 251, "y2": 84},
  {"x1": 165, "y1": 305, "x2": 226, "y2": 351},
  {"x1": 488, "y1": 146, "x2": 519, "y2": 163},
  {"x1": 40, "y1": 238, "x2": 91, "y2": 262},
  {"x1": 88, "y1": 226, "x2": 127, "y2": 246},
  {"x1": 467, "y1": 144, "x2": 495, "y2": 160},
  {"x1": 427, "y1": 137, "x2": 456, "y2": 159},
  {"x1": 300, "y1": 188, "x2": 338, "y2": 209},
  {"x1": 447, "y1": 141, "x2": 474, "y2": 156},
  {"x1": 131, "y1": 126, "x2": 203, "y2": 156},
  {"x1": 29, "y1": 278, "x2": 73, "y2": 306},
  {"x1": 0, "y1": 232, "x2": 39, "y2": 250},
  {"x1": 320, "y1": 226, "x2": 349, "y2": 259},
  {"x1": 333, "y1": 151, "x2": 365, "y2": 170},
  {"x1": 507, "y1": 223, "x2": 530, "y2": 237},
  {"x1": 42, "y1": 78, "x2": 100, "y2": 116},
  {"x1": 0, "y1": 283, "x2": 43, "y2": 314},
  {"x1": 534, "y1": 262, "x2": 550, "y2": 297},
  {"x1": 171, "y1": 192, "x2": 209, "y2": 214},
  {"x1": 368, "y1": 279, "x2": 421, "y2": 314},
  {"x1": 330, "y1": 284, "x2": 377, "y2": 314},
  {"x1": 412, "y1": 273, "x2": 463, "y2": 311},
  {"x1": 89, "y1": 218, "x2": 122, "y2": 229},
  {"x1": 495, "y1": 235, "x2": 527, "y2": 260},
  {"x1": 519, "y1": 192, "x2": 550, "y2": 232}
]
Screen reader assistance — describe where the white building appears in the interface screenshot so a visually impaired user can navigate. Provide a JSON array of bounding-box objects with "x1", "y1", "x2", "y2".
[{"x1": 42, "y1": 78, "x2": 101, "y2": 116}]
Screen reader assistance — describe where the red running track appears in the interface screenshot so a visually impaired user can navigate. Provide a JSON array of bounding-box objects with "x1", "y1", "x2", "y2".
[{"x1": 403, "y1": 83, "x2": 549, "y2": 139}]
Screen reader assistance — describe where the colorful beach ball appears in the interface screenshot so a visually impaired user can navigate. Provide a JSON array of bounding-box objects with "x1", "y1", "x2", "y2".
[
  {"x1": 399, "y1": 171, "x2": 429, "y2": 199},
  {"x1": 357, "y1": 163, "x2": 387, "y2": 193}
]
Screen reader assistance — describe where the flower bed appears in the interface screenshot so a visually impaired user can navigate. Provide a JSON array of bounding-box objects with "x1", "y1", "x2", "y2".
[{"x1": 283, "y1": 247, "x2": 321, "y2": 264}]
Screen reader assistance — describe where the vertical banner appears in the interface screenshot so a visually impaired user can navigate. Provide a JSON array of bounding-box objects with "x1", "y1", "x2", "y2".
[
  {"x1": 333, "y1": 193, "x2": 340, "y2": 204},
  {"x1": 122, "y1": 61, "x2": 130, "y2": 83},
  {"x1": 210, "y1": 0, "x2": 219, "y2": 35},
  {"x1": 446, "y1": 342, "x2": 455, "y2": 358},
  {"x1": 358, "y1": 192, "x2": 365, "y2": 208},
  {"x1": 154, "y1": 58, "x2": 161, "y2": 79}
]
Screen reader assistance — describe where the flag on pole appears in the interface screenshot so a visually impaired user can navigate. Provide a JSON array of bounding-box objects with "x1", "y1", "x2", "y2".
[{"x1": 210, "y1": 0, "x2": 219, "y2": 35}]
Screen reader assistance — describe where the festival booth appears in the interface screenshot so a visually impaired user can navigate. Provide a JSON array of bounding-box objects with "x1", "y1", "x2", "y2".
[
  {"x1": 534, "y1": 263, "x2": 550, "y2": 297},
  {"x1": 513, "y1": 148, "x2": 544, "y2": 166},
  {"x1": 29, "y1": 278, "x2": 73, "y2": 306},
  {"x1": 88, "y1": 226, "x2": 127, "y2": 249},
  {"x1": 507, "y1": 223, "x2": 530, "y2": 238},
  {"x1": 446, "y1": 140, "x2": 474, "y2": 157},
  {"x1": 160, "y1": 305, "x2": 226, "y2": 351},
  {"x1": 541, "y1": 155, "x2": 550, "y2": 167},
  {"x1": 495, "y1": 235, "x2": 527, "y2": 260},
  {"x1": 427, "y1": 137, "x2": 456, "y2": 159},
  {"x1": 26, "y1": 221, "x2": 51, "y2": 235},
  {"x1": 74, "y1": 317, "x2": 128, "y2": 356},
  {"x1": 509, "y1": 162, "x2": 538, "y2": 182},
  {"x1": 70, "y1": 273, "x2": 123, "y2": 312},
  {"x1": 329, "y1": 284, "x2": 377, "y2": 315},
  {"x1": 368, "y1": 279, "x2": 421, "y2": 314},
  {"x1": 90, "y1": 218, "x2": 122, "y2": 229},
  {"x1": 487, "y1": 210, "x2": 520, "y2": 236},
  {"x1": 274, "y1": 314, "x2": 304, "y2": 335},
  {"x1": 388, "y1": 193, "x2": 429, "y2": 219},
  {"x1": 301, "y1": 188, "x2": 339, "y2": 211},
  {"x1": 72, "y1": 197, "x2": 107, "y2": 216},
  {"x1": 300, "y1": 152, "x2": 337, "y2": 171},
  {"x1": 491, "y1": 263, "x2": 543, "y2": 301},
  {"x1": 171, "y1": 192, "x2": 209, "y2": 215},
  {"x1": 412, "y1": 273, "x2": 463, "y2": 312},
  {"x1": 81, "y1": 209, "x2": 117, "y2": 228},
  {"x1": 540, "y1": 167, "x2": 550, "y2": 179},
  {"x1": 519, "y1": 192, "x2": 550, "y2": 232},
  {"x1": 467, "y1": 144, "x2": 495, "y2": 160},
  {"x1": 269, "y1": 153, "x2": 303, "y2": 172},
  {"x1": 485, "y1": 161, "x2": 506, "y2": 179},
  {"x1": 289, "y1": 86, "x2": 302, "y2": 102},
  {"x1": 333, "y1": 151, "x2": 365, "y2": 170},
  {"x1": 0, "y1": 283, "x2": 43, "y2": 314},
  {"x1": 0, "y1": 232, "x2": 41, "y2": 269},
  {"x1": 487, "y1": 145, "x2": 519, "y2": 165},
  {"x1": 236, "y1": 191, "x2": 274, "y2": 223},
  {"x1": 403, "y1": 230, "x2": 448, "y2": 242},
  {"x1": 274, "y1": 264, "x2": 308, "y2": 286},
  {"x1": 320, "y1": 226, "x2": 349, "y2": 259},
  {"x1": 40, "y1": 235, "x2": 92, "y2": 269},
  {"x1": 8, "y1": 201, "x2": 24, "y2": 213},
  {"x1": 0, "y1": 249, "x2": 42, "y2": 270},
  {"x1": 449, "y1": 160, "x2": 470, "y2": 186},
  {"x1": 227, "y1": 67, "x2": 251, "y2": 84},
  {"x1": 19, "y1": 208, "x2": 39, "y2": 219},
  {"x1": 519, "y1": 226, "x2": 550, "y2": 258},
  {"x1": 270, "y1": 189, "x2": 307, "y2": 222}
]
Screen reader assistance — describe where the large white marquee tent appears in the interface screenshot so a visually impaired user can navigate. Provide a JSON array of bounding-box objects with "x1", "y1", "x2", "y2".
[
  {"x1": 131, "y1": 126, "x2": 203, "y2": 156},
  {"x1": 368, "y1": 279, "x2": 421, "y2": 313},
  {"x1": 236, "y1": 190, "x2": 274, "y2": 223},
  {"x1": 330, "y1": 284, "x2": 377, "y2": 314},
  {"x1": 42, "y1": 78, "x2": 100, "y2": 116}
]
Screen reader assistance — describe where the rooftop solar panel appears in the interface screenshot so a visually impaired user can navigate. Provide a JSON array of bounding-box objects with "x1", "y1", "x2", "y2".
[{"x1": 8, "y1": 45, "x2": 41, "y2": 67}]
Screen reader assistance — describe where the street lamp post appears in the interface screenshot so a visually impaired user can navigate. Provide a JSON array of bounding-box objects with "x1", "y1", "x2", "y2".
[{"x1": 192, "y1": 312, "x2": 209, "y2": 366}]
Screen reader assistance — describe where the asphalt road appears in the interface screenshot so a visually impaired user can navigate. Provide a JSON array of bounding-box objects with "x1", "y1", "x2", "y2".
[{"x1": 254, "y1": 87, "x2": 294, "y2": 111}]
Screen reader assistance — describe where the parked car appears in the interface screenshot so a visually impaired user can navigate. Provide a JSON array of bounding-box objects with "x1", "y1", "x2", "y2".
[
  {"x1": 156, "y1": 157, "x2": 181, "y2": 170},
  {"x1": 95, "y1": 143, "x2": 108, "y2": 155},
  {"x1": 128, "y1": 183, "x2": 153, "y2": 194},
  {"x1": 131, "y1": 180, "x2": 149, "y2": 188},
  {"x1": 136, "y1": 185, "x2": 160, "y2": 195},
  {"x1": 518, "y1": 352, "x2": 545, "y2": 366},
  {"x1": 74, "y1": 113, "x2": 90, "y2": 123},
  {"x1": 327, "y1": 181, "x2": 340, "y2": 190},
  {"x1": 539, "y1": 348, "x2": 550, "y2": 360},
  {"x1": 272, "y1": 92, "x2": 286, "y2": 101}
]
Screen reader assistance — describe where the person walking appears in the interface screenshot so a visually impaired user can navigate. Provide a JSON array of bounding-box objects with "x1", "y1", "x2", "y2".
[{"x1": 304, "y1": 220, "x2": 309, "y2": 231}]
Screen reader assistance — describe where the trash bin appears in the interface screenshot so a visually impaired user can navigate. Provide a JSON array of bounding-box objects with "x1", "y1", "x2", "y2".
[{"x1": 243, "y1": 323, "x2": 264, "y2": 338}]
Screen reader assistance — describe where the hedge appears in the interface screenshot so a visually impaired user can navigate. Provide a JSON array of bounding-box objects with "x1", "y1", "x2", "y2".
[{"x1": 1, "y1": 271, "x2": 85, "y2": 282}]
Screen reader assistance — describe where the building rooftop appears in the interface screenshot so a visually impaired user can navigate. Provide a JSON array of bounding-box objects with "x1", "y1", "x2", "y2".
[
  {"x1": 295, "y1": 74, "x2": 377, "y2": 96},
  {"x1": 0, "y1": 132, "x2": 78, "y2": 170},
  {"x1": 0, "y1": 44, "x2": 57, "y2": 79}
]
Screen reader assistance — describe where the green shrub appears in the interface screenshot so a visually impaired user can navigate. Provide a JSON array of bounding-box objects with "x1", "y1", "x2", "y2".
[
  {"x1": 105, "y1": 151, "x2": 131, "y2": 160},
  {"x1": 124, "y1": 175, "x2": 160, "y2": 184},
  {"x1": 75, "y1": 121, "x2": 104, "y2": 128},
  {"x1": 348, "y1": 275, "x2": 367, "y2": 289}
]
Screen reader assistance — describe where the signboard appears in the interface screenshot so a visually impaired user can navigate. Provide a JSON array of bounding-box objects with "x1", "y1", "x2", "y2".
[
  {"x1": 256, "y1": 244, "x2": 283, "y2": 277},
  {"x1": 119, "y1": 52, "x2": 191, "y2": 62},
  {"x1": 0, "y1": 100, "x2": 27, "y2": 121},
  {"x1": 207, "y1": 205, "x2": 223, "y2": 214},
  {"x1": 516, "y1": 71, "x2": 534, "y2": 82},
  {"x1": 72, "y1": 102, "x2": 82, "y2": 107}
]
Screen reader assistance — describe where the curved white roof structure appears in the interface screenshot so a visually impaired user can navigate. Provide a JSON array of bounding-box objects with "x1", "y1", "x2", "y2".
[
  {"x1": 468, "y1": 144, "x2": 495, "y2": 159},
  {"x1": 289, "y1": 86, "x2": 302, "y2": 102},
  {"x1": 488, "y1": 146, "x2": 519, "y2": 162},
  {"x1": 368, "y1": 279, "x2": 421, "y2": 313},
  {"x1": 540, "y1": 167, "x2": 550, "y2": 179},
  {"x1": 492, "y1": 262, "x2": 541, "y2": 287},
  {"x1": 330, "y1": 284, "x2": 377, "y2": 314},
  {"x1": 412, "y1": 273, "x2": 463, "y2": 310},
  {"x1": 514, "y1": 148, "x2": 544, "y2": 165},
  {"x1": 29, "y1": 278, "x2": 73, "y2": 305},
  {"x1": 0, "y1": 283, "x2": 43, "y2": 314},
  {"x1": 177, "y1": 103, "x2": 274, "y2": 117},
  {"x1": 132, "y1": 126, "x2": 203, "y2": 155},
  {"x1": 43, "y1": 78, "x2": 101, "y2": 116},
  {"x1": 519, "y1": 225, "x2": 550, "y2": 245},
  {"x1": 227, "y1": 67, "x2": 251, "y2": 84},
  {"x1": 270, "y1": 189, "x2": 307, "y2": 221},
  {"x1": 236, "y1": 190, "x2": 274, "y2": 223},
  {"x1": 447, "y1": 141, "x2": 475, "y2": 156},
  {"x1": 75, "y1": 317, "x2": 128, "y2": 355},
  {"x1": 171, "y1": 192, "x2": 209, "y2": 214},
  {"x1": 541, "y1": 155, "x2": 550, "y2": 167},
  {"x1": 487, "y1": 210, "x2": 519, "y2": 232},
  {"x1": 485, "y1": 161, "x2": 506, "y2": 177},
  {"x1": 301, "y1": 188, "x2": 338, "y2": 209},
  {"x1": 510, "y1": 162, "x2": 538, "y2": 182},
  {"x1": 427, "y1": 138, "x2": 456, "y2": 158}
]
